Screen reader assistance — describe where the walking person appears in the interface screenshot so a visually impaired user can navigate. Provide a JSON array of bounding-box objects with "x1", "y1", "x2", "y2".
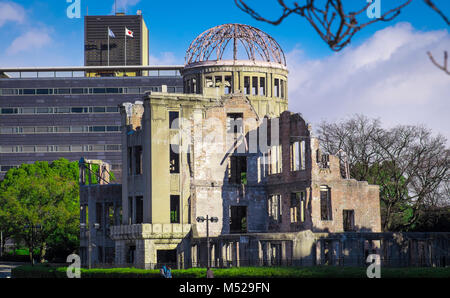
[
  {"x1": 160, "y1": 265, "x2": 167, "y2": 278},
  {"x1": 166, "y1": 265, "x2": 172, "y2": 278}
]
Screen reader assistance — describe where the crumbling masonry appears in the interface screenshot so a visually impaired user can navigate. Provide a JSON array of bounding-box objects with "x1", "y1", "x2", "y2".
[{"x1": 79, "y1": 24, "x2": 449, "y2": 269}]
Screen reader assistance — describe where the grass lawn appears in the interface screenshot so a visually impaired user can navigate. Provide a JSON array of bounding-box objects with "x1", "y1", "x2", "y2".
[{"x1": 11, "y1": 264, "x2": 450, "y2": 278}]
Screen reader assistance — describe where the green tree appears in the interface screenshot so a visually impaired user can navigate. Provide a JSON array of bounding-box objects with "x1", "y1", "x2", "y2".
[{"x1": 0, "y1": 159, "x2": 80, "y2": 263}]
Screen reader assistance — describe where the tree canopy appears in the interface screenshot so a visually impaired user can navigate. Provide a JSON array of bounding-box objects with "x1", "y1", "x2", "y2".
[
  {"x1": 0, "y1": 159, "x2": 80, "y2": 263},
  {"x1": 318, "y1": 115, "x2": 449, "y2": 231}
]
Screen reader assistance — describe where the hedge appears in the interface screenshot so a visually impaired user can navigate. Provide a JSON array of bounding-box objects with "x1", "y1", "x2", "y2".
[{"x1": 11, "y1": 264, "x2": 450, "y2": 278}]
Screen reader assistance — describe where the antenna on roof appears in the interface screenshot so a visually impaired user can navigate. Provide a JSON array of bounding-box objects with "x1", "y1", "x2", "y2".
[{"x1": 114, "y1": 0, "x2": 117, "y2": 14}]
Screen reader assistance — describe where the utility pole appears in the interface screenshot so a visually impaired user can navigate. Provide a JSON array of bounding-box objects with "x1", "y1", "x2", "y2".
[
  {"x1": 80, "y1": 222, "x2": 99, "y2": 269},
  {"x1": 196, "y1": 215, "x2": 218, "y2": 268}
]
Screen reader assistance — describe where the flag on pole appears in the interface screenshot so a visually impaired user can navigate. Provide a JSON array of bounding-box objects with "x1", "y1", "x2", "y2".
[
  {"x1": 108, "y1": 27, "x2": 116, "y2": 38},
  {"x1": 125, "y1": 28, "x2": 134, "y2": 38}
]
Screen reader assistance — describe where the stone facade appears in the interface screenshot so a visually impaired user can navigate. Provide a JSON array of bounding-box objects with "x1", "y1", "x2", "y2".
[{"x1": 77, "y1": 23, "x2": 421, "y2": 270}]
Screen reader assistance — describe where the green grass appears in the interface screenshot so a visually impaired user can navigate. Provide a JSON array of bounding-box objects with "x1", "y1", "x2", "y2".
[{"x1": 11, "y1": 264, "x2": 450, "y2": 278}]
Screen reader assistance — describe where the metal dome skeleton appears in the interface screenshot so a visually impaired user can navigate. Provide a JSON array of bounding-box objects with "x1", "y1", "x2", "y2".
[{"x1": 185, "y1": 24, "x2": 286, "y2": 66}]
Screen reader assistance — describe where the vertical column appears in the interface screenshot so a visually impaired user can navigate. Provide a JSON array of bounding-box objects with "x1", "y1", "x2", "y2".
[
  {"x1": 258, "y1": 241, "x2": 263, "y2": 266},
  {"x1": 281, "y1": 241, "x2": 287, "y2": 266},
  {"x1": 235, "y1": 241, "x2": 240, "y2": 267},
  {"x1": 315, "y1": 240, "x2": 322, "y2": 265}
]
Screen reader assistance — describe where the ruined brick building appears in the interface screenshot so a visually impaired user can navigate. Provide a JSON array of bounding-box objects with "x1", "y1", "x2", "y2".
[{"x1": 79, "y1": 24, "x2": 448, "y2": 269}]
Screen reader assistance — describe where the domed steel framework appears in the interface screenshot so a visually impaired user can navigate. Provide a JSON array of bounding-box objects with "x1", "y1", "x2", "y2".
[{"x1": 185, "y1": 24, "x2": 286, "y2": 66}]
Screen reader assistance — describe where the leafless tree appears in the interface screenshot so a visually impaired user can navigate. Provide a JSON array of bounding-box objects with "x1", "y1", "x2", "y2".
[
  {"x1": 318, "y1": 115, "x2": 449, "y2": 231},
  {"x1": 427, "y1": 50, "x2": 449, "y2": 75},
  {"x1": 235, "y1": 0, "x2": 448, "y2": 51}
]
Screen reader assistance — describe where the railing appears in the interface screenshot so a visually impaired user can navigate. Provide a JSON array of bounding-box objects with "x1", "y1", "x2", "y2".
[{"x1": 0, "y1": 65, "x2": 184, "y2": 79}]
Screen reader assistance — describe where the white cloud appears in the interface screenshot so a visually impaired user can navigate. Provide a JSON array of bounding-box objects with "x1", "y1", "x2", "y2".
[
  {"x1": 111, "y1": 0, "x2": 140, "y2": 14},
  {"x1": 149, "y1": 52, "x2": 182, "y2": 65},
  {"x1": 0, "y1": 1, "x2": 25, "y2": 27},
  {"x1": 6, "y1": 28, "x2": 52, "y2": 55},
  {"x1": 287, "y1": 22, "x2": 450, "y2": 141}
]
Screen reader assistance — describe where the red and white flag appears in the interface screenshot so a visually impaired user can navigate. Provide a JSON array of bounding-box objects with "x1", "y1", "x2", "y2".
[{"x1": 125, "y1": 28, "x2": 134, "y2": 38}]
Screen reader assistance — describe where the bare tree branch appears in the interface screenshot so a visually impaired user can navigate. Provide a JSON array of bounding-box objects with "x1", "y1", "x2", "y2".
[
  {"x1": 427, "y1": 51, "x2": 450, "y2": 75},
  {"x1": 235, "y1": 0, "x2": 413, "y2": 51},
  {"x1": 423, "y1": 0, "x2": 450, "y2": 25}
]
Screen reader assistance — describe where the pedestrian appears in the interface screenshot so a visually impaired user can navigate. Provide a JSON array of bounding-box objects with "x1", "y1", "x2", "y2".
[
  {"x1": 166, "y1": 265, "x2": 172, "y2": 278},
  {"x1": 160, "y1": 265, "x2": 167, "y2": 278},
  {"x1": 206, "y1": 267, "x2": 214, "y2": 278}
]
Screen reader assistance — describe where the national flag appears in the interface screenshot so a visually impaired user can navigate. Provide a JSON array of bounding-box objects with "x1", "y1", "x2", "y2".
[
  {"x1": 125, "y1": 28, "x2": 134, "y2": 38},
  {"x1": 108, "y1": 27, "x2": 116, "y2": 38}
]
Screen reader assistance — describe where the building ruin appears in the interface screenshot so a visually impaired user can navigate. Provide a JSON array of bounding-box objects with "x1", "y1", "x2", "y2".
[{"x1": 79, "y1": 24, "x2": 449, "y2": 269}]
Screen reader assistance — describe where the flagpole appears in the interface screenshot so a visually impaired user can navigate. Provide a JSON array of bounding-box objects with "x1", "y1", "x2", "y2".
[
  {"x1": 107, "y1": 27, "x2": 110, "y2": 66},
  {"x1": 125, "y1": 27, "x2": 127, "y2": 66}
]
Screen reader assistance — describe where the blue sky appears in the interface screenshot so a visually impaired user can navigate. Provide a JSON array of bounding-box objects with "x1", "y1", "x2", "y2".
[{"x1": 0, "y1": 0, "x2": 449, "y2": 139}]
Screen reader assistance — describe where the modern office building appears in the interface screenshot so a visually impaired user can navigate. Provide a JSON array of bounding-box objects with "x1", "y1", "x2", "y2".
[
  {"x1": 0, "y1": 66, "x2": 183, "y2": 181},
  {"x1": 85, "y1": 12, "x2": 149, "y2": 69},
  {"x1": 0, "y1": 12, "x2": 181, "y2": 181}
]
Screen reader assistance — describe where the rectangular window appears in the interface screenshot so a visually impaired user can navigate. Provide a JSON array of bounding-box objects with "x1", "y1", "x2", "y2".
[
  {"x1": 244, "y1": 76, "x2": 250, "y2": 95},
  {"x1": 1, "y1": 108, "x2": 17, "y2": 114},
  {"x1": 269, "y1": 145, "x2": 282, "y2": 175},
  {"x1": 90, "y1": 126, "x2": 106, "y2": 132},
  {"x1": 36, "y1": 89, "x2": 51, "y2": 95},
  {"x1": 290, "y1": 192, "x2": 306, "y2": 223},
  {"x1": 35, "y1": 146, "x2": 48, "y2": 152},
  {"x1": 106, "y1": 106, "x2": 119, "y2": 113},
  {"x1": 128, "y1": 197, "x2": 133, "y2": 224},
  {"x1": 92, "y1": 88, "x2": 106, "y2": 94},
  {"x1": 268, "y1": 194, "x2": 281, "y2": 223},
  {"x1": 71, "y1": 126, "x2": 84, "y2": 133},
  {"x1": 23, "y1": 146, "x2": 35, "y2": 152},
  {"x1": 343, "y1": 210, "x2": 355, "y2": 231},
  {"x1": 71, "y1": 88, "x2": 85, "y2": 94},
  {"x1": 170, "y1": 144, "x2": 180, "y2": 173},
  {"x1": 226, "y1": 113, "x2": 243, "y2": 135},
  {"x1": 128, "y1": 147, "x2": 133, "y2": 175},
  {"x1": 106, "y1": 88, "x2": 120, "y2": 94},
  {"x1": 281, "y1": 80, "x2": 285, "y2": 98},
  {"x1": 96, "y1": 203, "x2": 103, "y2": 228},
  {"x1": 107, "y1": 204, "x2": 115, "y2": 226},
  {"x1": 23, "y1": 89, "x2": 36, "y2": 95},
  {"x1": 229, "y1": 156, "x2": 247, "y2": 185},
  {"x1": 205, "y1": 76, "x2": 214, "y2": 88},
  {"x1": 71, "y1": 145, "x2": 83, "y2": 152},
  {"x1": 169, "y1": 111, "x2": 179, "y2": 129},
  {"x1": 259, "y1": 77, "x2": 265, "y2": 96},
  {"x1": 57, "y1": 126, "x2": 70, "y2": 133},
  {"x1": 0, "y1": 127, "x2": 15, "y2": 134},
  {"x1": 224, "y1": 76, "x2": 232, "y2": 94},
  {"x1": 252, "y1": 77, "x2": 258, "y2": 95},
  {"x1": 71, "y1": 107, "x2": 83, "y2": 113},
  {"x1": 55, "y1": 88, "x2": 71, "y2": 94},
  {"x1": 36, "y1": 107, "x2": 51, "y2": 114},
  {"x1": 291, "y1": 141, "x2": 300, "y2": 171},
  {"x1": 135, "y1": 196, "x2": 143, "y2": 224},
  {"x1": 22, "y1": 127, "x2": 35, "y2": 133},
  {"x1": 57, "y1": 145, "x2": 70, "y2": 152},
  {"x1": 93, "y1": 107, "x2": 106, "y2": 113},
  {"x1": 274, "y1": 79, "x2": 280, "y2": 97},
  {"x1": 56, "y1": 107, "x2": 70, "y2": 113},
  {"x1": 106, "y1": 126, "x2": 120, "y2": 132},
  {"x1": 170, "y1": 195, "x2": 180, "y2": 223},
  {"x1": 320, "y1": 186, "x2": 332, "y2": 220},
  {"x1": 126, "y1": 87, "x2": 140, "y2": 94},
  {"x1": 106, "y1": 145, "x2": 120, "y2": 151},
  {"x1": 135, "y1": 146, "x2": 143, "y2": 175}
]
